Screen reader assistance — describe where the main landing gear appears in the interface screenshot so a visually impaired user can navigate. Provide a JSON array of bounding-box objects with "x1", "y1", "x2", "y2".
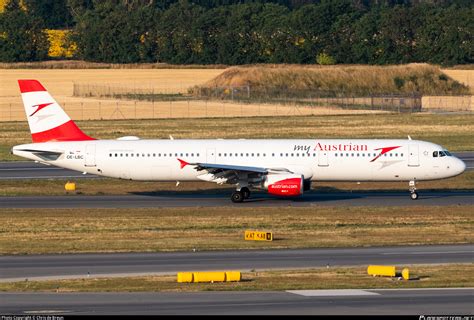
[
  {"x1": 231, "y1": 187, "x2": 251, "y2": 203},
  {"x1": 409, "y1": 180, "x2": 419, "y2": 200}
]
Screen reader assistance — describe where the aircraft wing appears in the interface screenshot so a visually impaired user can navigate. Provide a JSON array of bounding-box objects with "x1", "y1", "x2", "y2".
[{"x1": 178, "y1": 158, "x2": 293, "y2": 184}]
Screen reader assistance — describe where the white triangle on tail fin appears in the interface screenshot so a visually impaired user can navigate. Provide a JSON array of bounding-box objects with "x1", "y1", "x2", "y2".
[{"x1": 18, "y1": 79, "x2": 94, "y2": 143}]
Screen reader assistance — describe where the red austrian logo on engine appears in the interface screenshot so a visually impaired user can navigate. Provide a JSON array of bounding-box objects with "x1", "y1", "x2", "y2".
[{"x1": 268, "y1": 178, "x2": 302, "y2": 196}]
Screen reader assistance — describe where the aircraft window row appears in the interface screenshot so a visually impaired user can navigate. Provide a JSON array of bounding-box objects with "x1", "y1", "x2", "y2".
[
  {"x1": 109, "y1": 153, "x2": 200, "y2": 158},
  {"x1": 335, "y1": 153, "x2": 403, "y2": 157},
  {"x1": 433, "y1": 151, "x2": 451, "y2": 157},
  {"x1": 217, "y1": 153, "x2": 319, "y2": 157}
]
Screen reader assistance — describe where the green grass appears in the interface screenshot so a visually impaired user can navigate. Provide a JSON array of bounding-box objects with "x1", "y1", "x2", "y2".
[
  {"x1": 0, "y1": 206, "x2": 472, "y2": 255},
  {"x1": 2, "y1": 113, "x2": 474, "y2": 161},
  {"x1": 1, "y1": 264, "x2": 472, "y2": 292}
]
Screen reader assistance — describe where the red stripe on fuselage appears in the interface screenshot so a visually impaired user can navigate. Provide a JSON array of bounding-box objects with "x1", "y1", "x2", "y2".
[
  {"x1": 31, "y1": 120, "x2": 95, "y2": 143},
  {"x1": 370, "y1": 146, "x2": 401, "y2": 162}
]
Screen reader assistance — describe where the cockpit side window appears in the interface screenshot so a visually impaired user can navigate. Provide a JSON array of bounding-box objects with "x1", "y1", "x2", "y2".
[
  {"x1": 433, "y1": 151, "x2": 438, "y2": 157},
  {"x1": 439, "y1": 151, "x2": 446, "y2": 157}
]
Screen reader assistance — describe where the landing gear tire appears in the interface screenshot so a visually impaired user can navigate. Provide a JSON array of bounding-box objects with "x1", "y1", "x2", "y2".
[
  {"x1": 241, "y1": 187, "x2": 251, "y2": 199},
  {"x1": 231, "y1": 191, "x2": 244, "y2": 203},
  {"x1": 408, "y1": 180, "x2": 418, "y2": 200}
]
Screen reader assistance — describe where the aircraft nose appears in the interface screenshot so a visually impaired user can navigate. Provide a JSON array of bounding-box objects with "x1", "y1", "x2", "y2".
[{"x1": 454, "y1": 157, "x2": 466, "y2": 175}]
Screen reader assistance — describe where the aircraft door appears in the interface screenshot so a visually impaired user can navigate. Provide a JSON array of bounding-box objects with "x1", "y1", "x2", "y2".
[
  {"x1": 318, "y1": 151, "x2": 329, "y2": 167},
  {"x1": 408, "y1": 144, "x2": 419, "y2": 167},
  {"x1": 206, "y1": 148, "x2": 216, "y2": 163},
  {"x1": 84, "y1": 144, "x2": 96, "y2": 167}
]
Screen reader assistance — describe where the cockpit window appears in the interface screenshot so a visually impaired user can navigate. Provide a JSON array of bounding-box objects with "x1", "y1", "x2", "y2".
[
  {"x1": 439, "y1": 151, "x2": 446, "y2": 157},
  {"x1": 445, "y1": 151, "x2": 452, "y2": 156},
  {"x1": 433, "y1": 151, "x2": 438, "y2": 157}
]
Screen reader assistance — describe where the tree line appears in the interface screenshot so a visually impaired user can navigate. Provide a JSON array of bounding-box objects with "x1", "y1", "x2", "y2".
[{"x1": 0, "y1": 0, "x2": 472, "y2": 65}]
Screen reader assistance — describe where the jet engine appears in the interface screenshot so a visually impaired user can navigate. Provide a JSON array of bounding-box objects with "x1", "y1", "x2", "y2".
[{"x1": 263, "y1": 174, "x2": 304, "y2": 196}]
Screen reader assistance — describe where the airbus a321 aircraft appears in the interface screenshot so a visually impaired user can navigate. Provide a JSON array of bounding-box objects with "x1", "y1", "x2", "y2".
[{"x1": 12, "y1": 80, "x2": 466, "y2": 202}]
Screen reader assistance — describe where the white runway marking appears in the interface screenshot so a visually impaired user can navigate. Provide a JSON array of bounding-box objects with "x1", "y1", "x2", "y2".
[
  {"x1": 381, "y1": 251, "x2": 474, "y2": 255},
  {"x1": 287, "y1": 289, "x2": 380, "y2": 297}
]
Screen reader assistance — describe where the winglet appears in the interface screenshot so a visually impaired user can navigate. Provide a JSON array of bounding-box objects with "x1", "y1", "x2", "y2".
[{"x1": 177, "y1": 158, "x2": 189, "y2": 169}]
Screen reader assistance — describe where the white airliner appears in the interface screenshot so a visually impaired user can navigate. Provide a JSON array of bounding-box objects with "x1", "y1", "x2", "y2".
[{"x1": 12, "y1": 80, "x2": 466, "y2": 202}]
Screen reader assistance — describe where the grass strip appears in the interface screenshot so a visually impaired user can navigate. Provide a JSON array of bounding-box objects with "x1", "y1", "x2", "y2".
[
  {"x1": 0, "y1": 206, "x2": 472, "y2": 255},
  {"x1": 1, "y1": 264, "x2": 472, "y2": 292}
]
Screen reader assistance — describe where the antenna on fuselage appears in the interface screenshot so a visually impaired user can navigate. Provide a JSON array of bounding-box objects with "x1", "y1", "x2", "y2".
[
  {"x1": 407, "y1": 135, "x2": 412, "y2": 140},
  {"x1": 169, "y1": 135, "x2": 174, "y2": 140}
]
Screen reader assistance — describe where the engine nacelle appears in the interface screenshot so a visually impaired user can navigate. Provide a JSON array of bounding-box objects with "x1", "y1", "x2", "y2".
[{"x1": 263, "y1": 174, "x2": 304, "y2": 196}]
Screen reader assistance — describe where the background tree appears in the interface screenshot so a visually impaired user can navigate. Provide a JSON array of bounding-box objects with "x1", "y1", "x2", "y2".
[
  {"x1": 0, "y1": 0, "x2": 49, "y2": 62},
  {"x1": 23, "y1": 0, "x2": 74, "y2": 29}
]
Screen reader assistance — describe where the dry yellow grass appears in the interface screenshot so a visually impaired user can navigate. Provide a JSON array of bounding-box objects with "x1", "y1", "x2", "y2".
[
  {"x1": 441, "y1": 69, "x2": 474, "y2": 93},
  {"x1": 1, "y1": 264, "x2": 472, "y2": 292},
  {"x1": 0, "y1": 98, "x2": 385, "y2": 122},
  {"x1": 198, "y1": 63, "x2": 469, "y2": 95},
  {"x1": 422, "y1": 95, "x2": 473, "y2": 111},
  {"x1": 0, "y1": 69, "x2": 223, "y2": 98},
  {"x1": 0, "y1": 206, "x2": 472, "y2": 254}
]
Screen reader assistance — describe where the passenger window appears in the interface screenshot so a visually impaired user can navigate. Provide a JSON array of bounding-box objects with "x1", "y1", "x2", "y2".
[
  {"x1": 109, "y1": 153, "x2": 112, "y2": 157},
  {"x1": 131, "y1": 154, "x2": 134, "y2": 157},
  {"x1": 257, "y1": 153, "x2": 260, "y2": 157}
]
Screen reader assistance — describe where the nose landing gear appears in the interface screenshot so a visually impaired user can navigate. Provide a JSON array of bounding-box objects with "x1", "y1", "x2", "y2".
[{"x1": 409, "y1": 180, "x2": 418, "y2": 200}]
